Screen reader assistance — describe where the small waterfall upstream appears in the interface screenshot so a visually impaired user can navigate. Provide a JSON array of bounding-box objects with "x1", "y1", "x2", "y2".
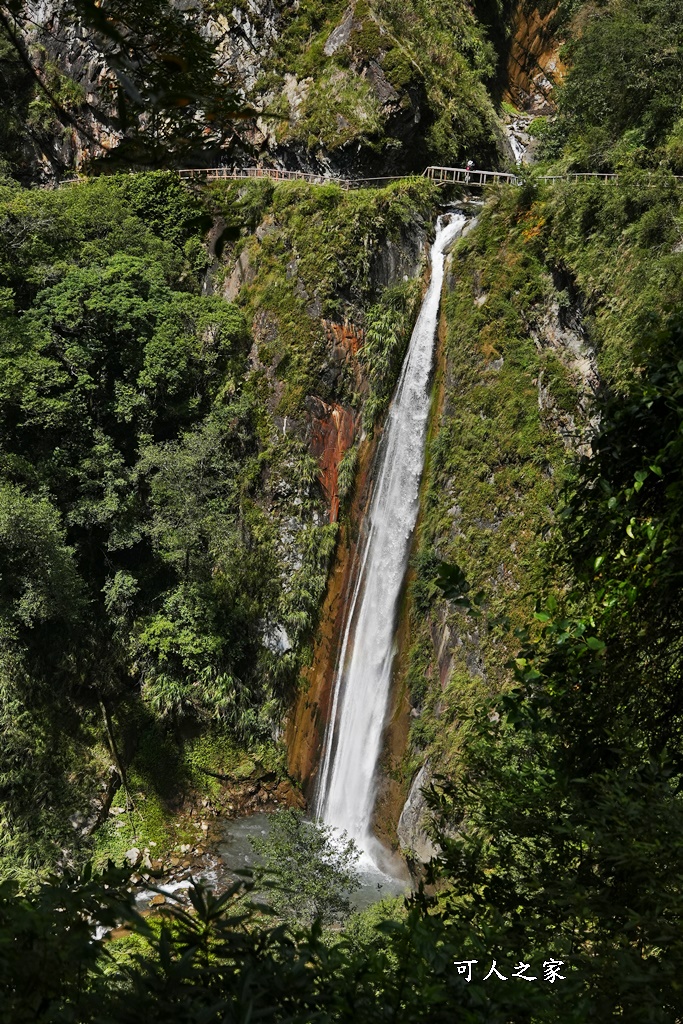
[{"x1": 315, "y1": 213, "x2": 468, "y2": 866}]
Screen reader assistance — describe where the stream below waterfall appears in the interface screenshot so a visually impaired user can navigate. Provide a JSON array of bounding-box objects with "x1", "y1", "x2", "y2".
[
  {"x1": 315, "y1": 212, "x2": 469, "y2": 872},
  {"x1": 503, "y1": 112, "x2": 537, "y2": 165},
  {"x1": 217, "y1": 813, "x2": 408, "y2": 910}
]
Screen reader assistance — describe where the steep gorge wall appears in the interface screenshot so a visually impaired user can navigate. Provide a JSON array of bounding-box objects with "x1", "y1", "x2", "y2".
[
  {"x1": 10, "y1": 0, "x2": 508, "y2": 181},
  {"x1": 386, "y1": 159, "x2": 683, "y2": 865},
  {"x1": 388, "y1": 195, "x2": 598, "y2": 861},
  {"x1": 505, "y1": 3, "x2": 565, "y2": 113},
  {"x1": 286, "y1": 423, "x2": 380, "y2": 799},
  {"x1": 285, "y1": 214, "x2": 431, "y2": 803}
]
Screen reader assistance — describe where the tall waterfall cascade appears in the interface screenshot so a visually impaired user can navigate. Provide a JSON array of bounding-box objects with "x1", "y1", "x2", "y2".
[{"x1": 315, "y1": 213, "x2": 468, "y2": 865}]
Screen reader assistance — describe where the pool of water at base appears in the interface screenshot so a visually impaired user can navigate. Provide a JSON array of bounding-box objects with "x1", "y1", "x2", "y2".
[{"x1": 217, "y1": 812, "x2": 410, "y2": 913}]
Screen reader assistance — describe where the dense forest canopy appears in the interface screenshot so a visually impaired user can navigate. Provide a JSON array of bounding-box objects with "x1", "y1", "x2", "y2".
[{"x1": 1, "y1": 1, "x2": 683, "y2": 1022}]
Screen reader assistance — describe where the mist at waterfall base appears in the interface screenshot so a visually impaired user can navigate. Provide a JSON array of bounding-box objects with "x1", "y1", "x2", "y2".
[{"x1": 315, "y1": 213, "x2": 469, "y2": 876}]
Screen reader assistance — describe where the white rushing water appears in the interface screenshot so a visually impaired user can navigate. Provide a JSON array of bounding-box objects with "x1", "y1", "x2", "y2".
[
  {"x1": 315, "y1": 213, "x2": 468, "y2": 866},
  {"x1": 504, "y1": 114, "x2": 535, "y2": 165}
]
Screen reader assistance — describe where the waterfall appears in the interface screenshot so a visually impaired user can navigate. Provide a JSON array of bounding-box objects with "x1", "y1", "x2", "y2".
[{"x1": 315, "y1": 213, "x2": 468, "y2": 863}]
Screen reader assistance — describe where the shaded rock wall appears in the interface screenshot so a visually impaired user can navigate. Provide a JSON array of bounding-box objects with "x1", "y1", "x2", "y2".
[
  {"x1": 15, "y1": 0, "x2": 509, "y2": 179},
  {"x1": 13, "y1": 1, "x2": 120, "y2": 181},
  {"x1": 396, "y1": 763, "x2": 438, "y2": 862},
  {"x1": 505, "y1": 4, "x2": 565, "y2": 114}
]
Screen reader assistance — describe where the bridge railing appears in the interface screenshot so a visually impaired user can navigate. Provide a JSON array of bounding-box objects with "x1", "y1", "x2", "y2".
[
  {"x1": 176, "y1": 167, "x2": 408, "y2": 189},
  {"x1": 538, "y1": 172, "x2": 619, "y2": 184},
  {"x1": 423, "y1": 165, "x2": 519, "y2": 186},
  {"x1": 180, "y1": 165, "x2": 523, "y2": 189},
  {"x1": 55, "y1": 165, "x2": 683, "y2": 191},
  {"x1": 178, "y1": 166, "x2": 342, "y2": 186}
]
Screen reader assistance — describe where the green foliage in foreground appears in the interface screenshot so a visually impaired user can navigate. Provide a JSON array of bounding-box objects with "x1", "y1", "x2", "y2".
[
  {"x1": 0, "y1": 868, "x2": 588, "y2": 1024},
  {"x1": 250, "y1": 810, "x2": 360, "y2": 926},
  {"x1": 426, "y1": 323, "x2": 683, "y2": 1021}
]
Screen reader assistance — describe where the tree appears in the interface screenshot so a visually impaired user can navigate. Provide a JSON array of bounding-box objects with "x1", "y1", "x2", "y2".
[
  {"x1": 250, "y1": 809, "x2": 361, "y2": 926},
  {"x1": 557, "y1": 0, "x2": 683, "y2": 165},
  {"x1": 0, "y1": 175, "x2": 280, "y2": 869}
]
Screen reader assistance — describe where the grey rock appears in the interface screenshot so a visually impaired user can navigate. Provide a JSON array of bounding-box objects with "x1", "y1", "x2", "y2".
[
  {"x1": 371, "y1": 218, "x2": 427, "y2": 291},
  {"x1": 364, "y1": 60, "x2": 399, "y2": 107},
  {"x1": 256, "y1": 214, "x2": 277, "y2": 241},
  {"x1": 223, "y1": 249, "x2": 255, "y2": 301},
  {"x1": 324, "y1": 8, "x2": 356, "y2": 56},
  {"x1": 397, "y1": 764, "x2": 439, "y2": 863},
  {"x1": 263, "y1": 623, "x2": 292, "y2": 654}
]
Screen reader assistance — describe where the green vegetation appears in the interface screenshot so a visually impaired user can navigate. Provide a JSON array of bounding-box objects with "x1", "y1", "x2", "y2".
[
  {"x1": 423, "y1": 328, "x2": 683, "y2": 1022},
  {"x1": 252, "y1": 0, "x2": 503, "y2": 168},
  {"x1": 405, "y1": 188, "x2": 580, "y2": 775},
  {"x1": 0, "y1": 866, "x2": 575, "y2": 1023},
  {"x1": 397, "y1": 166, "x2": 683, "y2": 1017},
  {"x1": 361, "y1": 279, "x2": 421, "y2": 428},
  {"x1": 250, "y1": 809, "x2": 361, "y2": 925},
  {"x1": 0, "y1": 169, "x2": 439, "y2": 877},
  {"x1": 209, "y1": 175, "x2": 435, "y2": 416},
  {"x1": 533, "y1": 0, "x2": 683, "y2": 174}
]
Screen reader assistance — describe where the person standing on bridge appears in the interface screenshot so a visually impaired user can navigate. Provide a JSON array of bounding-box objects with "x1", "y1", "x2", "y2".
[{"x1": 465, "y1": 158, "x2": 476, "y2": 183}]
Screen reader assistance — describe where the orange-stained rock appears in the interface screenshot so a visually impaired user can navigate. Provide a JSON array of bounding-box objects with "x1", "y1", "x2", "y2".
[
  {"x1": 505, "y1": 4, "x2": 566, "y2": 114},
  {"x1": 286, "y1": 428, "x2": 378, "y2": 799},
  {"x1": 306, "y1": 396, "x2": 355, "y2": 523},
  {"x1": 322, "y1": 319, "x2": 365, "y2": 359}
]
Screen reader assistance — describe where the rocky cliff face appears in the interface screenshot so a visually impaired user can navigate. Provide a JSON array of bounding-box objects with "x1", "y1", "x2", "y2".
[
  {"x1": 198, "y1": 179, "x2": 434, "y2": 784},
  {"x1": 505, "y1": 3, "x2": 564, "y2": 115},
  {"x1": 6, "y1": 1, "x2": 120, "y2": 181},
  {"x1": 396, "y1": 763, "x2": 438, "y2": 863},
  {"x1": 282, "y1": 204, "x2": 431, "y2": 803},
  {"x1": 10, "y1": 0, "x2": 508, "y2": 180},
  {"x1": 393, "y1": 210, "x2": 603, "y2": 864},
  {"x1": 306, "y1": 395, "x2": 356, "y2": 523},
  {"x1": 216, "y1": 0, "x2": 507, "y2": 174}
]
